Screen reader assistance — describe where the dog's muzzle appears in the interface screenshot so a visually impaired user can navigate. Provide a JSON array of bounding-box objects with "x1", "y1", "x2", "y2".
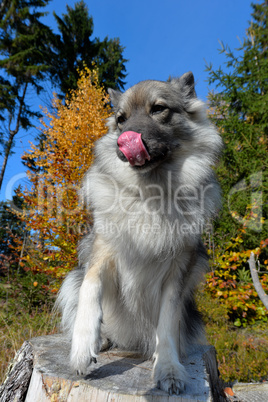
[{"x1": 117, "y1": 131, "x2": 151, "y2": 166}]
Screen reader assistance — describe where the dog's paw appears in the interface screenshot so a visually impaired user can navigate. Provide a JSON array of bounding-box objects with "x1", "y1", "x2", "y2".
[
  {"x1": 154, "y1": 360, "x2": 188, "y2": 395},
  {"x1": 70, "y1": 333, "x2": 100, "y2": 375},
  {"x1": 157, "y1": 376, "x2": 186, "y2": 395},
  {"x1": 71, "y1": 350, "x2": 98, "y2": 375},
  {"x1": 75, "y1": 357, "x2": 97, "y2": 376}
]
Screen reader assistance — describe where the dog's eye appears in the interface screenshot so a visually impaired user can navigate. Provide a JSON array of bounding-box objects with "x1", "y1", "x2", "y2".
[
  {"x1": 151, "y1": 104, "x2": 167, "y2": 115},
  {"x1": 117, "y1": 115, "x2": 126, "y2": 125}
]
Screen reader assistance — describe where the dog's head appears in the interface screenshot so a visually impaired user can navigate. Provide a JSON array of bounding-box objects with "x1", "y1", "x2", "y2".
[{"x1": 108, "y1": 72, "x2": 198, "y2": 172}]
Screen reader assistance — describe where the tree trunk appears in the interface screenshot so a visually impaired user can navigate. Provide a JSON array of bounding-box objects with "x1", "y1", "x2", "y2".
[
  {"x1": 0, "y1": 334, "x2": 224, "y2": 401},
  {"x1": 0, "y1": 341, "x2": 33, "y2": 401},
  {"x1": 0, "y1": 131, "x2": 16, "y2": 191},
  {"x1": 0, "y1": 82, "x2": 28, "y2": 191}
]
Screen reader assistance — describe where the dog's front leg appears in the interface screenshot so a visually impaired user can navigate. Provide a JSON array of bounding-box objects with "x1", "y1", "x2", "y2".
[
  {"x1": 70, "y1": 260, "x2": 104, "y2": 375},
  {"x1": 153, "y1": 279, "x2": 188, "y2": 395}
]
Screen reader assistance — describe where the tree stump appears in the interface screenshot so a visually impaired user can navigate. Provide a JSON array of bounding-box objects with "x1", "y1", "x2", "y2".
[{"x1": 0, "y1": 334, "x2": 223, "y2": 401}]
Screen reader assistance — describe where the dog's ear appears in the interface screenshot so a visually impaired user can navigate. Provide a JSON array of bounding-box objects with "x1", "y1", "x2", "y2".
[
  {"x1": 170, "y1": 72, "x2": 197, "y2": 98},
  {"x1": 180, "y1": 72, "x2": 196, "y2": 98},
  {"x1": 108, "y1": 88, "x2": 122, "y2": 108},
  {"x1": 180, "y1": 71, "x2": 196, "y2": 98}
]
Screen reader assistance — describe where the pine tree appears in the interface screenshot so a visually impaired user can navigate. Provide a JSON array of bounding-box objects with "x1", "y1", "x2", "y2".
[
  {"x1": 94, "y1": 36, "x2": 127, "y2": 91},
  {"x1": 0, "y1": 192, "x2": 25, "y2": 261},
  {"x1": 50, "y1": 1, "x2": 127, "y2": 96},
  {"x1": 0, "y1": 0, "x2": 54, "y2": 190},
  {"x1": 206, "y1": 1, "x2": 268, "y2": 248}
]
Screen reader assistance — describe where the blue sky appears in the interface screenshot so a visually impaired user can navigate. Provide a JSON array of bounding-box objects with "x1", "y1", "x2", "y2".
[{"x1": 1, "y1": 0, "x2": 254, "y2": 201}]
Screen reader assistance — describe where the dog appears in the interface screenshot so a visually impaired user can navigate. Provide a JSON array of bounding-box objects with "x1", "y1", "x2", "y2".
[{"x1": 56, "y1": 72, "x2": 222, "y2": 395}]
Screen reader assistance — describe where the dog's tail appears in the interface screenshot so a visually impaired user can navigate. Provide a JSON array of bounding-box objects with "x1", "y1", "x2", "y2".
[{"x1": 54, "y1": 266, "x2": 85, "y2": 338}]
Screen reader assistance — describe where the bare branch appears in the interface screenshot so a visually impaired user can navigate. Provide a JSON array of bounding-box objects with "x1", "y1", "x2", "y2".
[{"x1": 248, "y1": 252, "x2": 268, "y2": 310}]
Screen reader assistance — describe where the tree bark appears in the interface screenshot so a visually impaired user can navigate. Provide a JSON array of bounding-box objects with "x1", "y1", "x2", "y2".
[
  {"x1": 249, "y1": 252, "x2": 268, "y2": 310},
  {"x1": 0, "y1": 341, "x2": 33, "y2": 402}
]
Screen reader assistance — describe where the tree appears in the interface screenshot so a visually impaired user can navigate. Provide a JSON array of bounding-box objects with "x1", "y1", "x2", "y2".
[
  {"x1": 206, "y1": 1, "x2": 268, "y2": 249},
  {"x1": 204, "y1": 1, "x2": 268, "y2": 327},
  {"x1": 94, "y1": 36, "x2": 127, "y2": 92},
  {"x1": 0, "y1": 192, "x2": 25, "y2": 258},
  {"x1": 0, "y1": 192, "x2": 26, "y2": 277},
  {"x1": 22, "y1": 0, "x2": 127, "y2": 173},
  {"x1": 50, "y1": 1, "x2": 127, "y2": 96},
  {"x1": 18, "y1": 68, "x2": 111, "y2": 281},
  {"x1": 0, "y1": 0, "x2": 54, "y2": 190}
]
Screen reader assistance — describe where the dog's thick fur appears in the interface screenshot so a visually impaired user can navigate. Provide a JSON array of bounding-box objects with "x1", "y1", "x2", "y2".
[{"x1": 56, "y1": 72, "x2": 222, "y2": 395}]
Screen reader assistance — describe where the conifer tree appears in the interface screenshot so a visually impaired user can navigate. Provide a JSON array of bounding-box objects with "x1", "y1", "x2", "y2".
[
  {"x1": 206, "y1": 1, "x2": 268, "y2": 248},
  {"x1": 50, "y1": 1, "x2": 127, "y2": 96},
  {"x1": 0, "y1": 193, "x2": 25, "y2": 260},
  {"x1": 0, "y1": 0, "x2": 54, "y2": 190}
]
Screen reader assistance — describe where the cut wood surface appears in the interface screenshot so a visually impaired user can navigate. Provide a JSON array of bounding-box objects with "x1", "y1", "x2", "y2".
[{"x1": 0, "y1": 334, "x2": 223, "y2": 401}]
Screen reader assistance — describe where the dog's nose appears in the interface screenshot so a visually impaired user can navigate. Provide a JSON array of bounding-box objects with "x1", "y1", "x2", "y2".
[{"x1": 117, "y1": 131, "x2": 150, "y2": 166}]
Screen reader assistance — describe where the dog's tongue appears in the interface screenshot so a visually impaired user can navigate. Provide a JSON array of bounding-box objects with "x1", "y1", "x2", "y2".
[{"x1": 117, "y1": 131, "x2": 150, "y2": 166}]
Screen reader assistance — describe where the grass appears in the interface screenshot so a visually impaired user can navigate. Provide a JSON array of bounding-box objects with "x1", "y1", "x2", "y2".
[
  {"x1": 0, "y1": 273, "x2": 268, "y2": 386},
  {"x1": 196, "y1": 286, "x2": 268, "y2": 384},
  {"x1": 0, "y1": 270, "x2": 59, "y2": 384},
  {"x1": 0, "y1": 306, "x2": 58, "y2": 383}
]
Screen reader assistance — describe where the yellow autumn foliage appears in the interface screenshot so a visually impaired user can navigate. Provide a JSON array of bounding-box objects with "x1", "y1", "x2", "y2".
[{"x1": 18, "y1": 68, "x2": 111, "y2": 282}]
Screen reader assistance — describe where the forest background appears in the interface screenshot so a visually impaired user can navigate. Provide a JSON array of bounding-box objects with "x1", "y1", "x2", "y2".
[{"x1": 0, "y1": 0, "x2": 267, "y2": 387}]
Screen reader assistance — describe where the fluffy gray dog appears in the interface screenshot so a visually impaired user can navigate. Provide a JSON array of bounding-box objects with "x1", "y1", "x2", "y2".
[{"x1": 56, "y1": 72, "x2": 222, "y2": 395}]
